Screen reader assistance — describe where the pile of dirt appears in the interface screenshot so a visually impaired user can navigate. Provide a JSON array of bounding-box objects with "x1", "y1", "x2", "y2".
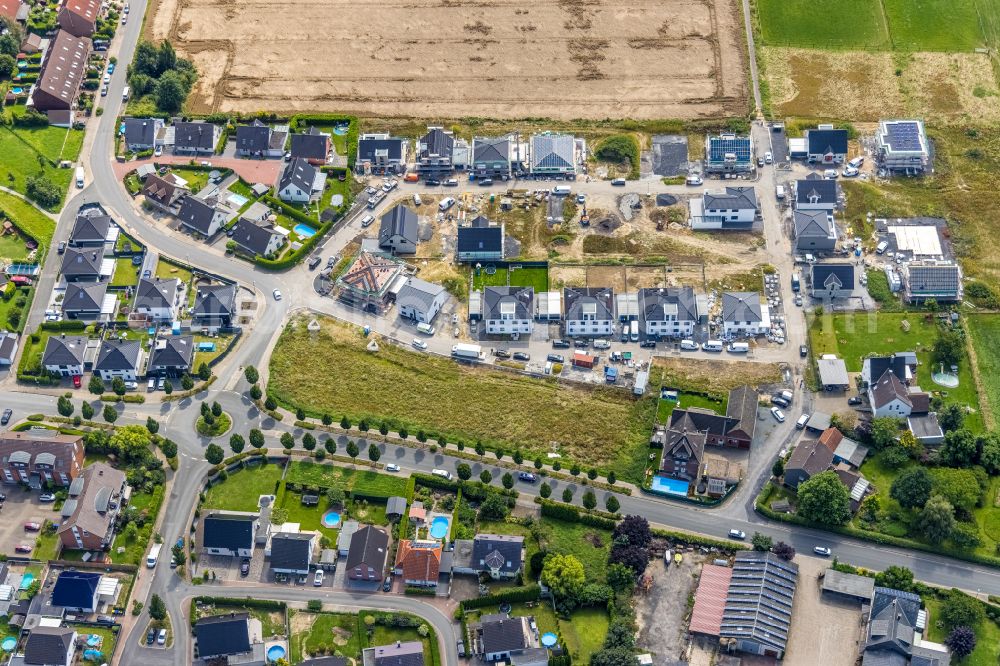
[{"x1": 596, "y1": 215, "x2": 623, "y2": 234}]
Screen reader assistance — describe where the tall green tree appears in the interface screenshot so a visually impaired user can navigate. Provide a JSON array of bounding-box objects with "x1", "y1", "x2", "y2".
[
  {"x1": 917, "y1": 494, "x2": 956, "y2": 543},
  {"x1": 797, "y1": 471, "x2": 851, "y2": 525},
  {"x1": 890, "y1": 467, "x2": 932, "y2": 509},
  {"x1": 541, "y1": 553, "x2": 586, "y2": 600},
  {"x1": 205, "y1": 443, "x2": 224, "y2": 465},
  {"x1": 939, "y1": 428, "x2": 977, "y2": 467}
]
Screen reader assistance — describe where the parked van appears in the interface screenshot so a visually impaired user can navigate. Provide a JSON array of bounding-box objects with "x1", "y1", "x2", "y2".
[
  {"x1": 775, "y1": 185, "x2": 786, "y2": 199},
  {"x1": 444, "y1": 179, "x2": 459, "y2": 187},
  {"x1": 702, "y1": 340, "x2": 723, "y2": 352},
  {"x1": 551, "y1": 185, "x2": 572, "y2": 196},
  {"x1": 876, "y1": 241, "x2": 889, "y2": 255},
  {"x1": 431, "y1": 469, "x2": 453, "y2": 481},
  {"x1": 360, "y1": 214, "x2": 375, "y2": 227},
  {"x1": 795, "y1": 413, "x2": 810, "y2": 430},
  {"x1": 439, "y1": 197, "x2": 456, "y2": 211},
  {"x1": 412, "y1": 193, "x2": 422, "y2": 206},
  {"x1": 611, "y1": 178, "x2": 626, "y2": 187},
  {"x1": 75, "y1": 166, "x2": 85, "y2": 188},
  {"x1": 791, "y1": 273, "x2": 800, "y2": 292},
  {"x1": 629, "y1": 321, "x2": 639, "y2": 342},
  {"x1": 679, "y1": 340, "x2": 699, "y2": 351},
  {"x1": 147, "y1": 378, "x2": 156, "y2": 391},
  {"x1": 771, "y1": 395, "x2": 790, "y2": 408},
  {"x1": 728, "y1": 342, "x2": 750, "y2": 353},
  {"x1": 403, "y1": 173, "x2": 419, "y2": 183},
  {"x1": 416, "y1": 322, "x2": 435, "y2": 335},
  {"x1": 593, "y1": 339, "x2": 611, "y2": 350},
  {"x1": 146, "y1": 543, "x2": 162, "y2": 568},
  {"x1": 779, "y1": 389, "x2": 794, "y2": 403}
]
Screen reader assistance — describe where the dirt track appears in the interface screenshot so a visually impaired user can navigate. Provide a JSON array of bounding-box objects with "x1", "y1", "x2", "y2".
[{"x1": 146, "y1": 0, "x2": 748, "y2": 119}]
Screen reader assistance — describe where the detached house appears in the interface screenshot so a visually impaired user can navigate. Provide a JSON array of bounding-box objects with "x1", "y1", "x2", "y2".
[
  {"x1": 810, "y1": 263, "x2": 854, "y2": 300},
  {"x1": 378, "y1": 205, "x2": 419, "y2": 255},
  {"x1": 363, "y1": 641, "x2": 425, "y2": 666},
  {"x1": 453, "y1": 534, "x2": 525, "y2": 580},
  {"x1": 689, "y1": 187, "x2": 758, "y2": 230},
  {"x1": 42, "y1": 335, "x2": 88, "y2": 376},
  {"x1": 346, "y1": 526, "x2": 389, "y2": 582},
  {"x1": 147, "y1": 335, "x2": 194, "y2": 376},
  {"x1": 199, "y1": 512, "x2": 257, "y2": 558},
  {"x1": 396, "y1": 277, "x2": 447, "y2": 324},
  {"x1": 172, "y1": 121, "x2": 220, "y2": 156},
  {"x1": 416, "y1": 127, "x2": 456, "y2": 179},
  {"x1": 192, "y1": 284, "x2": 237, "y2": 332},
  {"x1": 563, "y1": 287, "x2": 615, "y2": 337},
  {"x1": 639, "y1": 287, "x2": 698, "y2": 338},
  {"x1": 194, "y1": 613, "x2": 261, "y2": 663},
  {"x1": 456, "y1": 216, "x2": 505, "y2": 263},
  {"x1": 475, "y1": 615, "x2": 540, "y2": 663},
  {"x1": 704, "y1": 133, "x2": 753, "y2": 174},
  {"x1": 94, "y1": 339, "x2": 144, "y2": 382},
  {"x1": 235, "y1": 120, "x2": 286, "y2": 158},
  {"x1": 722, "y1": 291, "x2": 769, "y2": 337},
  {"x1": 862, "y1": 587, "x2": 950, "y2": 666},
  {"x1": 869, "y1": 371, "x2": 914, "y2": 417},
  {"x1": 278, "y1": 158, "x2": 323, "y2": 204},
  {"x1": 483, "y1": 286, "x2": 534, "y2": 336},
  {"x1": 61, "y1": 282, "x2": 110, "y2": 320},
  {"x1": 60, "y1": 248, "x2": 103, "y2": 282},
  {"x1": 394, "y1": 539, "x2": 442, "y2": 588},
  {"x1": 530, "y1": 133, "x2": 576, "y2": 177},
  {"x1": 356, "y1": 133, "x2": 408, "y2": 175},
  {"x1": 793, "y1": 210, "x2": 837, "y2": 252},
  {"x1": 177, "y1": 195, "x2": 228, "y2": 237},
  {"x1": 784, "y1": 440, "x2": 834, "y2": 489},
  {"x1": 51, "y1": 571, "x2": 101, "y2": 612},
  {"x1": 290, "y1": 126, "x2": 331, "y2": 164},
  {"x1": 122, "y1": 117, "x2": 164, "y2": 152},
  {"x1": 57, "y1": 461, "x2": 128, "y2": 551},
  {"x1": 69, "y1": 209, "x2": 114, "y2": 248},
  {"x1": 876, "y1": 120, "x2": 930, "y2": 174},
  {"x1": 904, "y1": 261, "x2": 962, "y2": 303},
  {"x1": 862, "y1": 353, "x2": 915, "y2": 387},
  {"x1": 268, "y1": 532, "x2": 317, "y2": 576},
  {"x1": 0, "y1": 431, "x2": 84, "y2": 487},
  {"x1": 805, "y1": 127, "x2": 849, "y2": 164},
  {"x1": 142, "y1": 173, "x2": 188, "y2": 212},
  {"x1": 795, "y1": 178, "x2": 838, "y2": 213},
  {"x1": 133, "y1": 277, "x2": 181, "y2": 322},
  {"x1": 230, "y1": 218, "x2": 284, "y2": 258},
  {"x1": 17, "y1": 626, "x2": 77, "y2": 666},
  {"x1": 472, "y1": 136, "x2": 515, "y2": 180}
]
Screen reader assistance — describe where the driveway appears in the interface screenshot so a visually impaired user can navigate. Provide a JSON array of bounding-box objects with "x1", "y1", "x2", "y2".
[
  {"x1": 111, "y1": 155, "x2": 282, "y2": 186},
  {"x1": 0, "y1": 488, "x2": 54, "y2": 557}
]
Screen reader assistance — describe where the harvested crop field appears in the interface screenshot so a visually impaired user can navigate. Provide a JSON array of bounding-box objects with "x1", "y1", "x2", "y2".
[
  {"x1": 269, "y1": 316, "x2": 657, "y2": 480},
  {"x1": 146, "y1": 0, "x2": 748, "y2": 119}
]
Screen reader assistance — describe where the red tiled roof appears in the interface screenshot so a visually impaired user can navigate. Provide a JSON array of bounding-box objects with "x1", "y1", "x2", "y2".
[
  {"x1": 818, "y1": 427, "x2": 843, "y2": 452},
  {"x1": 395, "y1": 540, "x2": 441, "y2": 583},
  {"x1": 0, "y1": 0, "x2": 22, "y2": 20},
  {"x1": 689, "y1": 564, "x2": 733, "y2": 636},
  {"x1": 338, "y1": 251, "x2": 402, "y2": 295}
]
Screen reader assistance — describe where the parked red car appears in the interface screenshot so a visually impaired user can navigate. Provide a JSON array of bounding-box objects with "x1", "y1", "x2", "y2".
[
  {"x1": 14, "y1": 543, "x2": 32, "y2": 553},
  {"x1": 72, "y1": 375, "x2": 82, "y2": 389},
  {"x1": 23, "y1": 522, "x2": 41, "y2": 532}
]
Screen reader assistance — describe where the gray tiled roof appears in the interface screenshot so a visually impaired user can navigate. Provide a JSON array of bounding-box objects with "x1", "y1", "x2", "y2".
[
  {"x1": 639, "y1": 287, "x2": 697, "y2": 323},
  {"x1": 793, "y1": 210, "x2": 835, "y2": 238},
  {"x1": 95, "y1": 339, "x2": 141, "y2": 372},
  {"x1": 134, "y1": 277, "x2": 179, "y2": 310},
  {"x1": 235, "y1": 121, "x2": 271, "y2": 153},
  {"x1": 149, "y1": 335, "x2": 193, "y2": 369},
  {"x1": 457, "y1": 225, "x2": 503, "y2": 254},
  {"x1": 42, "y1": 335, "x2": 88, "y2": 367},
  {"x1": 480, "y1": 615, "x2": 529, "y2": 654},
  {"x1": 231, "y1": 218, "x2": 280, "y2": 256},
  {"x1": 173, "y1": 121, "x2": 217, "y2": 151},
  {"x1": 703, "y1": 186, "x2": 757, "y2": 211},
  {"x1": 123, "y1": 116, "x2": 159, "y2": 147},
  {"x1": 870, "y1": 370, "x2": 911, "y2": 410},
  {"x1": 270, "y1": 532, "x2": 313, "y2": 571},
  {"x1": 563, "y1": 286, "x2": 615, "y2": 322},
  {"x1": 290, "y1": 126, "x2": 329, "y2": 160},
  {"x1": 195, "y1": 612, "x2": 251, "y2": 658},
  {"x1": 60, "y1": 248, "x2": 103, "y2": 277},
  {"x1": 530, "y1": 134, "x2": 574, "y2": 170},
  {"x1": 378, "y1": 205, "x2": 419, "y2": 247},
  {"x1": 177, "y1": 196, "x2": 219, "y2": 235},
  {"x1": 811, "y1": 263, "x2": 854, "y2": 291},
  {"x1": 722, "y1": 291, "x2": 762, "y2": 323},
  {"x1": 795, "y1": 179, "x2": 837, "y2": 206},
  {"x1": 279, "y1": 157, "x2": 317, "y2": 194},
  {"x1": 368, "y1": 640, "x2": 425, "y2": 666},
  {"x1": 473, "y1": 136, "x2": 511, "y2": 164},
  {"x1": 396, "y1": 277, "x2": 446, "y2": 314},
  {"x1": 203, "y1": 513, "x2": 255, "y2": 550},
  {"x1": 483, "y1": 286, "x2": 534, "y2": 320},
  {"x1": 193, "y1": 284, "x2": 237, "y2": 319},
  {"x1": 472, "y1": 534, "x2": 523, "y2": 575},
  {"x1": 806, "y1": 128, "x2": 848, "y2": 155},
  {"x1": 23, "y1": 626, "x2": 75, "y2": 665},
  {"x1": 419, "y1": 128, "x2": 454, "y2": 159},
  {"x1": 62, "y1": 281, "x2": 107, "y2": 313},
  {"x1": 70, "y1": 212, "x2": 111, "y2": 244},
  {"x1": 358, "y1": 136, "x2": 405, "y2": 162}
]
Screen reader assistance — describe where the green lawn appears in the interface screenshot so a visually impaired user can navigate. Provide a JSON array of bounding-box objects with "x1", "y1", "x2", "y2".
[
  {"x1": 290, "y1": 612, "x2": 364, "y2": 663},
  {"x1": 0, "y1": 191, "x2": 55, "y2": 251},
  {"x1": 111, "y1": 257, "x2": 140, "y2": 287},
  {"x1": 471, "y1": 266, "x2": 509, "y2": 291},
  {"x1": 168, "y1": 167, "x2": 210, "y2": 194},
  {"x1": 370, "y1": 623, "x2": 436, "y2": 665},
  {"x1": 69, "y1": 624, "x2": 115, "y2": 659},
  {"x1": 923, "y1": 597, "x2": 1000, "y2": 666},
  {"x1": 199, "y1": 603, "x2": 285, "y2": 638},
  {"x1": 882, "y1": 0, "x2": 985, "y2": 51},
  {"x1": 963, "y1": 314, "x2": 1000, "y2": 425},
  {"x1": 319, "y1": 176, "x2": 351, "y2": 218},
  {"x1": 155, "y1": 258, "x2": 192, "y2": 283},
  {"x1": 507, "y1": 265, "x2": 549, "y2": 292},
  {"x1": 270, "y1": 317, "x2": 656, "y2": 481},
  {"x1": 192, "y1": 333, "x2": 235, "y2": 368},
  {"x1": 754, "y1": 0, "x2": 890, "y2": 48},
  {"x1": 201, "y1": 464, "x2": 284, "y2": 512},
  {"x1": 275, "y1": 484, "x2": 339, "y2": 539},
  {"x1": 286, "y1": 460, "x2": 408, "y2": 498},
  {"x1": 0, "y1": 227, "x2": 32, "y2": 262},
  {"x1": 809, "y1": 312, "x2": 983, "y2": 431},
  {"x1": 0, "y1": 285, "x2": 33, "y2": 332},
  {"x1": 32, "y1": 522, "x2": 61, "y2": 561},
  {"x1": 227, "y1": 179, "x2": 256, "y2": 199},
  {"x1": 656, "y1": 391, "x2": 727, "y2": 423},
  {"x1": 0, "y1": 121, "x2": 82, "y2": 210},
  {"x1": 478, "y1": 517, "x2": 612, "y2": 583},
  {"x1": 109, "y1": 485, "x2": 165, "y2": 565}
]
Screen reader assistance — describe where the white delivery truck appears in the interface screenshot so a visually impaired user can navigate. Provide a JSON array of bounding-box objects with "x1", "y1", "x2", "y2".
[
  {"x1": 451, "y1": 343, "x2": 484, "y2": 361},
  {"x1": 728, "y1": 342, "x2": 750, "y2": 353},
  {"x1": 702, "y1": 340, "x2": 723, "y2": 352},
  {"x1": 439, "y1": 197, "x2": 456, "y2": 211},
  {"x1": 416, "y1": 322, "x2": 435, "y2": 335},
  {"x1": 75, "y1": 166, "x2": 85, "y2": 188},
  {"x1": 629, "y1": 321, "x2": 639, "y2": 342},
  {"x1": 122, "y1": 85, "x2": 130, "y2": 101},
  {"x1": 551, "y1": 185, "x2": 572, "y2": 196},
  {"x1": 146, "y1": 543, "x2": 162, "y2": 568},
  {"x1": 679, "y1": 340, "x2": 698, "y2": 351},
  {"x1": 592, "y1": 339, "x2": 611, "y2": 350}
]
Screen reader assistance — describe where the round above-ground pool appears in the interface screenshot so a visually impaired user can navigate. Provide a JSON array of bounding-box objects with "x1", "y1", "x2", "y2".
[
  {"x1": 18, "y1": 573, "x2": 34, "y2": 590},
  {"x1": 429, "y1": 516, "x2": 450, "y2": 539},
  {"x1": 266, "y1": 644, "x2": 286, "y2": 662},
  {"x1": 1, "y1": 637, "x2": 16, "y2": 651},
  {"x1": 332, "y1": 124, "x2": 349, "y2": 135},
  {"x1": 293, "y1": 223, "x2": 317, "y2": 238},
  {"x1": 11, "y1": 87, "x2": 23, "y2": 95},
  {"x1": 321, "y1": 510, "x2": 341, "y2": 528},
  {"x1": 541, "y1": 632, "x2": 558, "y2": 648}
]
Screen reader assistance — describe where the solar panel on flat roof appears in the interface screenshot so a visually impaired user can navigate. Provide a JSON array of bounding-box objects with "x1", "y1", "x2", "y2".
[
  {"x1": 885, "y1": 122, "x2": 923, "y2": 152},
  {"x1": 709, "y1": 135, "x2": 751, "y2": 162}
]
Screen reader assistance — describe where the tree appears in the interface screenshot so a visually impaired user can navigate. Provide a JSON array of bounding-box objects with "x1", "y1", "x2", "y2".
[
  {"x1": 475, "y1": 441, "x2": 485, "y2": 456},
  {"x1": 181, "y1": 375, "x2": 194, "y2": 391},
  {"x1": 296, "y1": 408, "x2": 306, "y2": 420},
  {"x1": 870, "y1": 416, "x2": 900, "y2": 449},
  {"x1": 123, "y1": 522, "x2": 138, "y2": 542},
  {"x1": 613, "y1": 515, "x2": 652, "y2": 549},
  {"x1": 57, "y1": 395, "x2": 74, "y2": 417},
  {"x1": 930, "y1": 467, "x2": 983, "y2": 511},
  {"x1": 941, "y1": 589, "x2": 985, "y2": 628},
  {"x1": 501, "y1": 472, "x2": 514, "y2": 489},
  {"x1": 112, "y1": 377, "x2": 126, "y2": 396},
  {"x1": 321, "y1": 413, "x2": 333, "y2": 426},
  {"x1": 918, "y1": 494, "x2": 956, "y2": 543},
  {"x1": 264, "y1": 396, "x2": 276, "y2": 410},
  {"x1": 163, "y1": 380, "x2": 173, "y2": 395},
  {"x1": 88, "y1": 374, "x2": 105, "y2": 395},
  {"x1": 881, "y1": 445, "x2": 911, "y2": 470},
  {"x1": 607, "y1": 471, "x2": 617, "y2": 485},
  {"x1": 198, "y1": 362, "x2": 212, "y2": 381},
  {"x1": 933, "y1": 329, "x2": 964, "y2": 369},
  {"x1": 874, "y1": 566, "x2": 914, "y2": 592},
  {"x1": 478, "y1": 493, "x2": 509, "y2": 521},
  {"x1": 211, "y1": 401, "x2": 223, "y2": 417},
  {"x1": 367, "y1": 443, "x2": 380, "y2": 462},
  {"x1": 249, "y1": 429, "x2": 264, "y2": 449},
  {"x1": 751, "y1": 532, "x2": 773, "y2": 552},
  {"x1": 797, "y1": 471, "x2": 851, "y2": 524},
  {"x1": 324, "y1": 438, "x2": 336, "y2": 455},
  {"x1": 940, "y1": 428, "x2": 977, "y2": 467},
  {"x1": 302, "y1": 433, "x2": 316, "y2": 451},
  {"x1": 340, "y1": 415, "x2": 351, "y2": 429},
  {"x1": 0, "y1": 53, "x2": 15, "y2": 80},
  {"x1": 540, "y1": 482, "x2": 552, "y2": 499},
  {"x1": 950, "y1": 522, "x2": 983, "y2": 549},
  {"x1": 102, "y1": 404, "x2": 118, "y2": 423},
  {"x1": 109, "y1": 425, "x2": 153, "y2": 462},
  {"x1": 772, "y1": 541, "x2": 795, "y2": 561},
  {"x1": 205, "y1": 443, "x2": 224, "y2": 465},
  {"x1": 608, "y1": 545, "x2": 648, "y2": 576},
  {"x1": 26, "y1": 175, "x2": 61, "y2": 209},
  {"x1": 280, "y1": 432, "x2": 294, "y2": 450},
  {"x1": 155, "y1": 70, "x2": 187, "y2": 113},
  {"x1": 590, "y1": 648, "x2": 640, "y2": 666},
  {"x1": 587, "y1": 468, "x2": 598, "y2": 480},
  {"x1": 898, "y1": 429, "x2": 921, "y2": 458},
  {"x1": 582, "y1": 490, "x2": 597, "y2": 510},
  {"x1": 81, "y1": 402, "x2": 94, "y2": 420},
  {"x1": 148, "y1": 594, "x2": 166, "y2": 621},
  {"x1": 479, "y1": 470, "x2": 492, "y2": 484},
  {"x1": 938, "y1": 403, "x2": 966, "y2": 433},
  {"x1": 346, "y1": 440, "x2": 359, "y2": 461},
  {"x1": 890, "y1": 467, "x2": 932, "y2": 509},
  {"x1": 570, "y1": 463, "x2": 581, "y2": 476},
  {"x1": 380, "y1": 422, "x2": 390, "y2": 436},
  {"x1": 772, "y1": 458, "x2": 785, "y2": 479},
  {"x1": 456, "y1": 463, "x2": 472, "y2": 481},
  {"x1": 606, "y1": 495, "x2": 620, "y2": 513},
  {"x1": 562, "y1": 488, "x2": 573, "y2": 503},
  {"x1": 160, "y1": 439, "x2": 177, "y2": 459},
  {"x1": 326, "y1": 485, "x2": 345, "y2": 506},
  {"x1": 534, "y1": 457, "x2": 543, "y2": 470},
  {"x1": 978, "y1": 431, "x2": 1000, "y2": 475},
  {"x1": 944, "y1": 626, "x2": 977, "y2": 659},
  {"x1": 244, "y1": 365, "x2": 259, "y2": 384},
  {"x1": 146, "y1": 416, "x2": 159, "y2": 434},
  {"x1": 541, "y1": 553, "x2": 586, "y2": 600},
  {"x1": 607, "y1": 563, "x2": 635, "y2": 592},
  {"x1": 229, "y1": 433, "x2": 245, "y2": 454},
  {"x1": 513, "y1": 450, "x2": 523, "y2": 464}
]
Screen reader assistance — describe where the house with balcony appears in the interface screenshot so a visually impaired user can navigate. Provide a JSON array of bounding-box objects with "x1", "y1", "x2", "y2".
[
  {"x1": 639, "y1": 287, "x2": 698, "y2": 338},
  {"x1": 57, "y1": 462, "x2": 128, "y2": 551},
  {"x1": 356, "y1": 133, "x2": 408, "y2": 175},
  {"x1": 563, "y1": 287, "x2": 615, "y2": 337},
  {"x1": 0, "y1": 432, "x2": 84, "y2": 487},
  {"x1": 689, "y1": 187, "x2": 758, "y2": 230},
  {"x1": 416, "y1": 127, "x2": 456, "y2": 179},
  {"x1": 483, "y1": 286, "x2": 534, "y2": 336}
]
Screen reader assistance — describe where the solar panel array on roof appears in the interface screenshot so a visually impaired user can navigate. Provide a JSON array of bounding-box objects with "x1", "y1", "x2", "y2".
[
  {"x1": 719, "y1": 551, "x2": 798, "y2": 656},
  {"x1": 708, "y1": 135, "x2": 752, "y2": 163},
  {"x1": 885, "y1": 122, "x2": 923, "y2": 153}
]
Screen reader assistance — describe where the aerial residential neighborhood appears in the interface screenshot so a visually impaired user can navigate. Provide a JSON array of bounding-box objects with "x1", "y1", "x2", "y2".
[{"x1": 0, "y1": 0, "x2": 998, "y2": 664}]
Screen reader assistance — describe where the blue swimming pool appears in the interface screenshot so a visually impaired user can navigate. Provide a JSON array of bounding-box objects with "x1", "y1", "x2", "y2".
[
  {"x1": 541, "y1": 632, "x2": 558, "y2": 647},
  {"x1": 11, "y1": 87, "x2": 23, "y2": 95},
  {"x1": 227, "y1": 193, "x2": 249, "y2": 207},
  {"x1": 1, "y1": 637, "x2": 15, "y2": 652},
  {"x1": 651, "y1": 475, "x2": 690, "y2": 497},
  {"x1": 18, "y1": 573, "x2": 34, "y2": 590},
  {"x1": 429, "y1": 516, "x2": 450, "y2": 540},
  {"x1": 332, "y1": 124, "x2": 349, "y2": 136},
  {"x1": 266, "y1": 645, "x2": 286, "y2": 662},
  {"x1": 321, "y1": 511, "x2": 341, "y2": 528},
  {"x1": 293, "y1": 223, "x2": 317, "y2": 238}
]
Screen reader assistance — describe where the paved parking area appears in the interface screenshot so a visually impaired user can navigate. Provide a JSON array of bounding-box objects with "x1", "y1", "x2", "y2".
[
  {"x1": 193, "y1": 550, "x2": 264, "y2": 582},
  {"x1": 0, "y1": 487, "x2": 53, "y2": 556},
  {"x1": 782, "y1": 557, "x2": 863, "y2": 666}
]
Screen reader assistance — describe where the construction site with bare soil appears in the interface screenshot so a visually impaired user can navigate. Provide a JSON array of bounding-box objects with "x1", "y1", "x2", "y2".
[{"x1": 144, "y1": 0, "x2": 748, "y2": 119}]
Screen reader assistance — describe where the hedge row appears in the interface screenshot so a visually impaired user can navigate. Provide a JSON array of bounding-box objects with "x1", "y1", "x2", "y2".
[
  {"x1": 253, "y1": 196, "x2": 335, "y2": 271},
  {"x1": 18, "y1": 374, "x2": 60, "y2": 386},
  {"x1": 460, "y1": 584, "x2": 540, "y2": 610},
  {"x1": 537, "y1": 499, "x2": 619, "y2": 530},
  {"x1": 411, "y1": 473, "x2": 518, "y2": 500},
  {"x1": 100, "y1": 394, "x2": 146, "y2": 404},
  {"x1": 162, "y1": 376, "x2": 217, "y2": 402},
  {"x1": 40, "y1": 320, "x2": 87, "y2": 331},
  {"x1": 403, "y1": 586, "x2": 437, "y2": 597},
  {"x1": 290, "y1": 114, "x2": 359, "y2": 167}
]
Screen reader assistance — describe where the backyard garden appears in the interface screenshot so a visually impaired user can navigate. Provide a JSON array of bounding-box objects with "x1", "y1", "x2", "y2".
[{"x1": 288, "y1": 609, "x2": 440, "y2": 665}]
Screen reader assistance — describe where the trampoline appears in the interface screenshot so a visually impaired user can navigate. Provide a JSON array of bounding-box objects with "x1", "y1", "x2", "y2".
[{"x1": 484, "y1": 264, "x2": 497, "y2": 275}]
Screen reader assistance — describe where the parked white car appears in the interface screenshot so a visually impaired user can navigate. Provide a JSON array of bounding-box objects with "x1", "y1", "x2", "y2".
[
  {"x1": 770, "y1": 406, "x2": 785, "y2": 422},
  {"x1": 411, "y1": 338, "x2": 427, "y2": 350}
]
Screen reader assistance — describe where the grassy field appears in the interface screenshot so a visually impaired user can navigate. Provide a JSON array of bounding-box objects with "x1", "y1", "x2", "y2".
[
  {"x1": 0, "y1": 119, "x2": 83, "y2": 210},
  {"x1": 201, "y1": 464, "x2": 283, "y2": 512},
  {"x1": 469, "y1": 265, "x2": 549, "y2": 293},
  {"x1": 924, "y1": 596, "x2": 1000, "y2": 666},
  {"x1": 192, "y1": 333, "x2": 235, "y2": 368},
  {"x1": 109, "y1": 484, "x2": 165, "y2": 565},
  {"x1": 286, "y1": 460, "x2": 408, "y2": 497},
  {"x1": 290, "y1": 612, "x2": 364, "y2": 663},
  {"x1": 963, "y1": 314, "x2": 1000, "y2": 426},
  {"x1": 269, "y1": 317, "x2": 656, "y2": 481},
  {"x1": 155, "y1": 258, "x2": 193, "y2": 283},
  {"x1": 656, "y1": 391, "x2": 727, "y2": 423},
  {"x1": 168, "y1": 167, "x2": 211, "y2": 193},
  {"x1": 111, "y1": 257, "x2": 140, "y2": 287},
  {"x1": 0, "y1": 191, "x2": 55, "y2": 251},
  {"x1": 882, "y1": 0, "x2": 985, "y2": 51},
  {"x1": 809, "y1": 312, "x2": 984, "y2": 431},
  {"x1": 478, "y1": 517, "x2": 612, "y2": 583},
  {"x1": 0, "y1": 228, "x2": 32, "y2": 262}
]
